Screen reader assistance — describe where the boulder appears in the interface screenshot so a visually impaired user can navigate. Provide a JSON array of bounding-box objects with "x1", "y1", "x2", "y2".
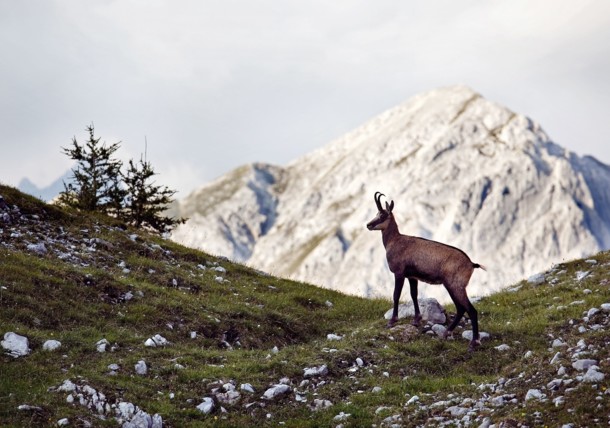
[{"x1": 2, "y1": 332, "x2": 31, "y2": 358}]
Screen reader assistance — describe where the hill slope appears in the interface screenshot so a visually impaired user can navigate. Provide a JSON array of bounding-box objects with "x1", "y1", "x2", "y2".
[
  {"x1": 2, "y1": 185, "x2": 610, "y2": 427},
  {"x1": 170, "y1": 85, "x2": 610, "y2": 303}
]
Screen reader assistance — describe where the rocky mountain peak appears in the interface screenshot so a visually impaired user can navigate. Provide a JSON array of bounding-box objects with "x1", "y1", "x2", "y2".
[{"x1": 170, "y1": 86, "x2": 610, "y2": 302}]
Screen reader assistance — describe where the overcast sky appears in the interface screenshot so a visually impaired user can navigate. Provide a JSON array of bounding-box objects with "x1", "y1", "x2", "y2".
[{"x1": 1, "y1": 0, "x2": 609, "y2": 197}]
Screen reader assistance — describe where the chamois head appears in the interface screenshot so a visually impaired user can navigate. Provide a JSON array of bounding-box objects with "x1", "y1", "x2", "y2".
[{"x1": 366, "y1": 191, "x2": 394, "y2": 231}]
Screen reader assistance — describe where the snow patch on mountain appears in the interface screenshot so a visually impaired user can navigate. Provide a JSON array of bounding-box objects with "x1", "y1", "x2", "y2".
[{"x1": 170, "y1": 86, "x2": 610, "y2": 303}]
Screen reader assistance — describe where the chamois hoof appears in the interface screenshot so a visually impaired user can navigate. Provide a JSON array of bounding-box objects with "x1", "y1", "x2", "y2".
[
  {"x1": 410, "y1": 315, "x2": 422, "y2": 327},
  {"x1": 468, "y1": 339, "x2": 482, "y2": 352},
  {"x1": 443, "y1": 330, "x2": 454, "y2": 340},
  {"x1": 387, "y1": 317, "x2": 398, "y2": 328}
]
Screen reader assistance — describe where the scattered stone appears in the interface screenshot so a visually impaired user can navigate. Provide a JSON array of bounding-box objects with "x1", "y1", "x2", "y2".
[
  {"x1": 196, "y1": 397, "x2": 214, "y2": 414},
  {"x1": 43, "y1": 339, "x2": 62, "y2": 351},
  {"x1": 144, "y1": 334, "x2": 169, "y2": 347},
  {"x1": 333, "y1": 412, "x2": 351, "y2": 421},
  {"x1": 462, "y1": 331, "x2": 490, "y2": 341},
  {"x1": 583, "y1": 367, "x2": 605, "y2": 383},
  {"x1": 262, "y1": 384, "x2": 291, "y2": 400},
  {"x1": 525, "y1": 389, "x2": 545, "y2": 401},
  {"x1": 325, "y1": 300, "x2": 333, "y2": 307},
  {"x1": 527, "y1": 273, "x2": 545, "y2": 285},
  {"x1": 326, "y1": 333, "x2": 343, "y2": 341},
  {"x1": 494, "y1": 344, "x2": 511, "y2": 351},
  {"x1": 240, "y1": 383, "x2": 255, "y2": 393},
  {"x1": 431, "y1": 324, "x2": 447, "y2": 337},
  {"x1": 135, "y1": 360, "x2": 148, "y2": 375},
  {"x1": 303, "y1": 364, "x2": 328, "y2": 377},
  {"x1": 2, "y1": 332, "x2": 31, "y2": 358},
  {"x1": 572, "y1": 359, "x2": 597, "y2": 371},
  {"x1": 384, "y1": 297, "x2": 446, "y2": 324},
  {"x1": 372, "y1": 386, "x2": 382, "y2": 393},
  {"x1": 575, "y1": 271, "x2": 590, "y2": 281},
  {"x1": 311, "y1": 399, "x2": 333, "y2": 411},
  {"x1": 601, "y1": 303, "x2": 610, "y2": 312},
  {"x1": 96, "y1": 339, "x2": 110, "y2": 353},
  {"x1": 27, "y1": 242, "x2": 47, "y2": 255},
  {"x1": 406, "y1": 395, "x2": 420, "y2": 405},
  {"x1": 551, "y1": 339, "x2": 567, "y2": 348},
  {"x1": 57, "y1": 417, "x2": 69, "y2": 426}
]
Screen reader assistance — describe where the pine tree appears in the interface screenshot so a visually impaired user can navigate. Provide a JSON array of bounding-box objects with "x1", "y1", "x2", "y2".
[
  {"x1": 121, "y1": 157, "x2": 185, "y2": 234},
  {"x1": 59, "y1": 124, "x2": 125, "y2": 213}
]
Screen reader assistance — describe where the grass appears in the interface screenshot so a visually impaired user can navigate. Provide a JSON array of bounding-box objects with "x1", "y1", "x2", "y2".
[{"x1": 1, "y1": 184, "x2": 609, "y2": 427}]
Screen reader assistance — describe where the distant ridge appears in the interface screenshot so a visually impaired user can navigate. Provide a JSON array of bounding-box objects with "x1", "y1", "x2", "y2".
[{"x1": 170, "y1": 86, "x2": 610, "y2": 302}]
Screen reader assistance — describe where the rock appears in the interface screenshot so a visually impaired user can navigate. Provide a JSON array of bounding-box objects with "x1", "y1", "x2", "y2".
[
  {"x1": 303, "y1": 364, "x2": 328, "y2": 377},
  {"x1": 431, "y1": 324, "x2": 447, "y2": 337},
  {"x1": 462, "y1": 330, "x2": 490, "y2": 341},
  {"x1": 572, "y1": 359, "x2": 598, "y2": 371},
  {"x1": 384, "y1": 298, "x2": 446, "y2": 324},
  {"x1": 391, "y1": 324, "x2": 419, "y2": 342},
  {"x1": 356, "y1": 357, "x2": 364, "y2": 367},
  {"x1": 43, "y1": 340, "x2": 62, "y2": 351},
  {"x1": 57, "y1": 380, "x2": 77, "y2": 393},
  {"x1": 262, "y1": 384, "x2": 291, "y2": 400},
  {"x1": 57, "y1": 418, "x2": 69, "y2": 426},
  {"x1": 494, "y1": 344, "x2": 511, "y2": 351},
  {"x1": 587, "y1": 307, "x2": 600, "y2": 318},
  {"x1": 240, "y1": 383, "x2": 255, "y2": 393},
  {"x1": 27, "y1": 242, "x2": 47, "y2": 255},
  {"x1": 333, "y1": 412, "x2": 351, "y2": 421},
  {"x1": 583, "y1": 367, "x2": 605, "y2": 383},
  {"x1": 406, "y1": 395, "x2": 420, "y2": 405},
  {"x1": 311, "y1": 399, "x2": 333, "y2": 411},
  {"x1": 96, "y1": 338, "x2": 110, "y2": 353},
  {"x1": 144, "y1": 334, "x2": 169, "y2": 347},
  {"x1": 550, "y1": 352, "x2": 562, "y2": 365},
  {"x1": 326, "y1": 333, "x2": 343, "y2": 341},
  {"x1": 2, "y1": 332, "x2": 31, "y2": 358},
  {"x1": 601, "y1": 303, "x2": 610, "y2": 312},
  {"x1": 527, "y1": 273, "x2": 545, "y2": 285},
  {"x1": 551, "y1": 339, "x2": 567, "y2": 348},
  {"x1": 575, "y1": 271, "x2": 590, "y2": 281},
  {"x1": 135, "y1": 360, "x2": 147, "y2": 375},
  {"x1": 372, "y1": 386, "x2": 382, "y2": 393},
  {"x1": 196, "y1": 397, "x2": 214, "y2": 414},
  {"x1": 116, "y1": 402, "x2": 136, "y2": 419},
  {"x1": 525, "y1": 389, "x2": 545, "y2": 401}
]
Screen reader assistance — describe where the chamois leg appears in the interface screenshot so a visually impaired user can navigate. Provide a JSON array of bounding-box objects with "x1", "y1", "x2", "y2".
[
  {"x1": 387, "y1": 275, "x2": 404, "y2": 328},
  {"x1": 443, "y1": 287, "x2": 466, "y2": 340},
  {"x1": 465, "y1": 299, "x2": 480, "y2": 351},
  {"x1": 408, "y1": 278, "x2": 421, "y2": 326}
]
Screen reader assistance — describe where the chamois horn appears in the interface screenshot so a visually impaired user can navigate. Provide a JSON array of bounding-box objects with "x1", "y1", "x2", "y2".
[{"x1": 374, "y1": 191, "x2": 385, "y2": 211}]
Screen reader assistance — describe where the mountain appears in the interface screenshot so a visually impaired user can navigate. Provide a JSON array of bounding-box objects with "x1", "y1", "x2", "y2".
[
  {"x1": 18, "y1": 170, "x2": 71, "y2": 202},
  {"x1": 170, "y1": 85, "x2": 610, "y2": 302}
]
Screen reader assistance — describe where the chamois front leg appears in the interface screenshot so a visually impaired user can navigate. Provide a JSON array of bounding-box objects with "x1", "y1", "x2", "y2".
[
  {"x1": 387, "y1": 275, "x2": 404, "y2": 328},
  {"x1": 408, "y1": 278, "x2": 421, "y2": 326}
]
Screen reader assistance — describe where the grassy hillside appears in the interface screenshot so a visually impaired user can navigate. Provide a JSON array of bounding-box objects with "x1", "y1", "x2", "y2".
[{"x1": 1, "y1": 184, "x2": 609, "y2": 427}]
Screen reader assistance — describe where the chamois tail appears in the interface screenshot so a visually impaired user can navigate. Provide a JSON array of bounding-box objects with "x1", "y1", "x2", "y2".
[{"x1": 473, "y1": 263, "x2": 487, "y2": 271}]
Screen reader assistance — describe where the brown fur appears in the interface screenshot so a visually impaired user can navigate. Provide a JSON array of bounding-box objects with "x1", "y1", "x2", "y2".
[{"x1": 367, "y1": 192, "x2": 485, "y2": 350}]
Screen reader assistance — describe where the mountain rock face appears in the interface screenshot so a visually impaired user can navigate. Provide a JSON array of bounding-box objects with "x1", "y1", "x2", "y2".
[{"x1": 170, "y1": 86, "x2": 610, "y2": 302}]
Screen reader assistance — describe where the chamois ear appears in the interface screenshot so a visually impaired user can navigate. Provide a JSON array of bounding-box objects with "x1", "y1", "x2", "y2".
[{"x1": 386, "y1": 200, "x2": 394, "y2": 212}]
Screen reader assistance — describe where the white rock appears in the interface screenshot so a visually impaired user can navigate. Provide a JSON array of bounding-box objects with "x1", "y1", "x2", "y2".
[
  {"x1": 575, "y1": 271, "x2": 590, "y2": 281},
  {"x1": 356, "y1": 357, "x2": 364, "y2": 367},
  {"x1": 214, "y1": 266, "x2": 227, "y2": 273},
  {"x1": 462, "y1": 331, "x2": 490, "y2": 341},
  {"x1": 326, "y1": 333, "x2": 343, "y2": 341},
  {"x1": 96, "y1": 338, "x2": 110, "y2": 353},
  {"x1": 551, "y1": 339, "x2": 567, "y2": 348},
  {"x1": 303, "y1": 364, "x2": 328, "y2": 377},
  {"x1": 27, "y1": 242, "x2": 47, "y2": 254},
  {"x1": 117, "y1": 401, "x2": 136, "y2": 419},
  {"x1": 2, "y1": 332, "x2": 31, "y2": 358},
  {"x1": 527, "y1": 273, "x2": 545, "y2": 285},
  {"x1": 57, "y1": 379, "x2": 77, "y2": 393},
  {"x1": 494, "y1": 344, "x2": 511, "y2": 351},
  {"x1": 240, "y1": 383, "x2": 255, "y2": 393},
  {"x1": 583, "y1": 367, "x2": 605, "y2": 383},
  {"x1": 550, "y1": 352, "x2": 562, "y2": 365},
  {"x1": 43, "y1": 340, "x2": 62, "y2": 351},
  {"x1": 145, "y1": 334, "x2": 169, "y2": 347},
  {"x1": 601, "y1": 303, "x2": 610, "y2": 312},
  {"x1": 333, "y1": 412, "x2": 351, "y2": 421},
  {"x1": 572, "y1": 359, "x2": 598, "y2": 371},
  {"x1": 524, "y1": 350, "x2": 533, "y2": 358},
  {"x1": 525, "y1": 389, "x2": 545, "y2": 401},
  {"x1": 553, "y1": 396, "x2": 565, "y2": 407},
  {"x1": 431, "y1": 324, "x2": 447, "y2": 337},
  {"x1": 311, "y1": 399, "x2": 333, "y2": 411},
  {"x1": 406, "y1": 395, "x2": 420, "y2": 405},
  {"x1": 57, "y1": 418, "x2": 69, "y2": 426},
  {"x1": 196, "y1": 397, "x2": 214, "y2": 414},
  {"x1": 587, "y1": 308, "x2": 600, "y2": 318},
  {"x1": 383, "y1": 298, "x2": 446, "y2": 324},
  {"x1": 372, "y1": 386, "x2": 382, "y2": 393},
  {"x1": 262, "y1": 384, "x2": 291, "y2": 400},
  {"x1": 135, "y1": 360, "x2": 147, "y2": 375}
]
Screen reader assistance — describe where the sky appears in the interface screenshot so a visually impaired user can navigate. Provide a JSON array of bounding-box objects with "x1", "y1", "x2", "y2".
[{"x1": 1, "y1": 0, "x2": 609, "y2": 198}]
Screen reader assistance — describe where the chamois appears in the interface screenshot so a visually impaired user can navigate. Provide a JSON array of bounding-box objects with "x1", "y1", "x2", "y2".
[{"x1": 366, "y1": 192, "x2": 485, "y2": 350}]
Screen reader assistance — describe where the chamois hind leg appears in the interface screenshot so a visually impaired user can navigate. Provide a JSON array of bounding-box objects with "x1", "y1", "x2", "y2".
[
  {"x1": 443, "y1": 287, "x2": 466, "y2": 340},
  {"x1": 388, "y1": 275, "x2": 405, "y2": 328},
  {"x1": 408, "y1": 278, "x2": 421, "y2": 326},
  {"x1": 464, "y1": 298, "x2": 480, "y2": 351}
]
